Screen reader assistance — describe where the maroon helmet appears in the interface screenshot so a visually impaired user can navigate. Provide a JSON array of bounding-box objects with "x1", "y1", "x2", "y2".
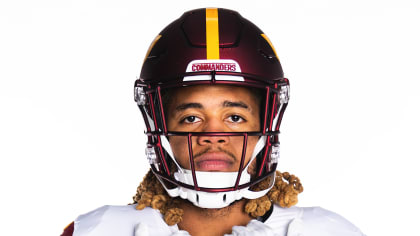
[{"x1": 134, "y1": 8, "x2": 290, "y2": 208}]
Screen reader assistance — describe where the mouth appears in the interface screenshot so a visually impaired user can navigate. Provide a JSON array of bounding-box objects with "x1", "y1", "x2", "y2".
[{"x1": 194, "y1": 152, "x2": 235, "y2": 171}]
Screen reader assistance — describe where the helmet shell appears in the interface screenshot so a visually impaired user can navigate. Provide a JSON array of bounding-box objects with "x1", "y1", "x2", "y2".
[{"x1": 140, "y1": 8, "x2": 284, "y2": 84}]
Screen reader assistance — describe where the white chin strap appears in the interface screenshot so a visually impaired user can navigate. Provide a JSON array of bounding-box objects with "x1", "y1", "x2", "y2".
[{"x1": 159, "y1": 135, "x2": 275, "y2": 209}]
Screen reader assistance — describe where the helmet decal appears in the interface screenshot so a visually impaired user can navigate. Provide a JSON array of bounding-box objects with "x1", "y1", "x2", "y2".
[
  {"x1": 186, "y1": 59, "x2": 240, "y2": 73},
  {"x1": 184, "y1": 59, "x2": 244, "y2": 81}
]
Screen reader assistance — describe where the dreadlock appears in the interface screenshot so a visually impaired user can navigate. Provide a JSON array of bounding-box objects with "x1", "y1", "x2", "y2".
[{"x1": 133, "y1": 169, "x2": 303, "y2": 225}]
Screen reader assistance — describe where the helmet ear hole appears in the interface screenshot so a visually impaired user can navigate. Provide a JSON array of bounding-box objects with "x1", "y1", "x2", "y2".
[
  {"x1": 196, "y1": 194, "x2": 200, "y2": 204},
  {"x1": 223, "y1": 194, "x2": 227, "y2": 203}
]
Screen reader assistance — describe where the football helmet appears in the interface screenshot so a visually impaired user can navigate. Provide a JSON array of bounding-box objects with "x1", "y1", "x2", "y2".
[{"x1": 134, "y1": 8, "x2": 290, "y2": 208}]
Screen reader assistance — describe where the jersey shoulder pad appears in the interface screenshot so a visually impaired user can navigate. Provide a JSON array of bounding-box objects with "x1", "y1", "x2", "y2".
[
  {"x1": 264, "y1": 205, "x2": 303, "y2": 235},
  {"x1": 265, "y1": 205, "x2": 365, "y2": 236},
  {"x1": 73, "y1": 205, "x2": 175, "y2": 236},
  {"x1": 299, "y1": 207, "x2": 365, "y2": 236}
]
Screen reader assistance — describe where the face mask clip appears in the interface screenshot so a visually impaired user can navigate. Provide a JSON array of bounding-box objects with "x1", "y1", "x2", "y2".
[
  {"x1": 145, "y1": 147, "x2": 158, "y2": 164},
  {"x1": 134, "y1": 86, "x2": 147, "y2": 105},
  {"x1": 270, "y1": 143, "x2": 280, "y2": 164},
  {"x1": 279, "y1": 85, "x2": 290, "y2": 104}
]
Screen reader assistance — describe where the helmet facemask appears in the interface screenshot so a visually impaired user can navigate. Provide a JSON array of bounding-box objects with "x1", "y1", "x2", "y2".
[
  {"x1": 135, "y1": 7, "x2": 289, "y2": 209},
  {"x1": 135, "y1": 73, "x2": 289, "y2": 208}
]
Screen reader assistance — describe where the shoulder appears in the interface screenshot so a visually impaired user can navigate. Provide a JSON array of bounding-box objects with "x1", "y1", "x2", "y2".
[
  {"x1": 299, "y1": 207, "x2": 365, "y2": 236},
  {"x1": 265, "y1": 205, "x2": 365, "y2": 236},
  {"x1": 72, "y1": 205, "x2": 175, "y2": 236},
  {"x1": 61, "y1": 222, "x2": 74, "y2": 236}
]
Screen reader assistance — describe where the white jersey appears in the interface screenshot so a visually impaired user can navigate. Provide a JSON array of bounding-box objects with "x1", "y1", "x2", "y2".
[{"x1": 73, "y1": 204, "x2": 365, "y2": 236}]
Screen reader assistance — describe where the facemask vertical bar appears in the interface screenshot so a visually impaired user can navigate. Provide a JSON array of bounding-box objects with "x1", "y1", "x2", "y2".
[
  {"x1": 157, "y1": 86, "x2": 168, "y2": 133},
  {"x1": 268, "y1": 89, "x2": 278, "y2": 131},
  {"x1": 234, "y1": 133, "x2": 248, "y2": 189},
  {"x1": 271, "y1": 106, "x2": 280, "y2": 132},
  {"x1": 139, "y1": 106, "x2": 150, "y2": 131},
  {"x1": 188, "y1": 133, "x2": 199, "y2": 190},
  {"x1": 257, "y1": 137, "x2": 271, "y2": 177},
  {"x1": 156, "y1": 135, "x2": 171, "y2": 175},
  {"x1": 147, "y1": 89, "x2": 159, "y2": 132},
  {"x1": 275, "y1": 102, "x2": 288, "y2": 131},
  {"x1": 148, "y1": 88, "x2": 170, "y2": 175},
  {"x1": 139, "y1": 106, "x2": 152, "y2": 143},
  {"x1": 262, "y1": 86, "x2": 270, "y2": 134}
]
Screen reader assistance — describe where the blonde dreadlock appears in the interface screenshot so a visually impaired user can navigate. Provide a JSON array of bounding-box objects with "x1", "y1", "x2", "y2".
[{"x1": 133, "y1": 169, "x2": 303, "y2": 225}]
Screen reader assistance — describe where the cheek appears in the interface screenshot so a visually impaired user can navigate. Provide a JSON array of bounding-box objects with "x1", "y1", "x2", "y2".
[
  {"x1": 245, "y1": 136, "x2": 260, "y2": 160},
  {"x1": 247, "y1": 159, "x2": 257, "y2": 176},
  {"x1": 168, "y1": 136, "x2": 190, "y2": 168},
  {"x1": 245, "y1": 137, "x2": 260, "y2": 175},
  {"x1": 230, "y1": 136, "x2": 259, "y2": 160}
]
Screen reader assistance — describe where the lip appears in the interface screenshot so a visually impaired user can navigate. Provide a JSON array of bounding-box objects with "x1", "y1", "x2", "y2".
[{"x1": 194, "y1": 152, "x2": 235, "y2": 171}]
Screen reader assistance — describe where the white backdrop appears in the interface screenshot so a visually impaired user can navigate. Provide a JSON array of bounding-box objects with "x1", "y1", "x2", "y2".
[{"x1": 1, "y1": 0, "x2": 419, "y2": 235}]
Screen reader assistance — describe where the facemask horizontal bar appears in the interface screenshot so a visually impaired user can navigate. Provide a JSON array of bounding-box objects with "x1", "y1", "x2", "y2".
[
  {"x1": 152, "y1": 167, "x2": 277, "y2": 193},
  {"x1": 145, "y1": 131, "x2": 280, "y2": 136}
]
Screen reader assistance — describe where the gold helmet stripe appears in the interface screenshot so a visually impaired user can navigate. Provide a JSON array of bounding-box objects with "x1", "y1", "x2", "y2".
[
  {"x1": 143, "y1": 34, "x2": 162, "y2": 64},
  {"x1": 206, "y1": 8, "x2": 220, "y2": 60},
  {"x1": 261, "y1": 34, "x2": 279, "y2": 59}
]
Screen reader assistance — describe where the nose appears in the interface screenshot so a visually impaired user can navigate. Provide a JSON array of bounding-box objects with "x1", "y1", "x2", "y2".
[
  {"x1": 196, "y1": 118, "x2": 229, "y2": 145},
  {"x1": 197, "y1": 134, "x2": 229, "y2": 145}
]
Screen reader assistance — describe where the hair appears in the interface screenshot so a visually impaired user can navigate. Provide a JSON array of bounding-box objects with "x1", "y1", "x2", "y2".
[{"x1": 132, "y1": 169, "x2": 303, "y2": 225}]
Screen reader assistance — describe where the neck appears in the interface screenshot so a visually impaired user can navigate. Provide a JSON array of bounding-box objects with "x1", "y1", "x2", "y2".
[{"x1": 177, "y1": 199, "x2": 252, "y2": 236}]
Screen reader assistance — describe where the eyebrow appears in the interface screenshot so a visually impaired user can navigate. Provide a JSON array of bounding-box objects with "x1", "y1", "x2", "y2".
[
  {"x1": 222, "y1": 101, "x2": 249, "y2": 110},
  {"x1": 175, "y1": 103, "x2": 203, "y2": 111},
  {"x1": 174, "y1": 100, "x2": 250, "y2": 112}
]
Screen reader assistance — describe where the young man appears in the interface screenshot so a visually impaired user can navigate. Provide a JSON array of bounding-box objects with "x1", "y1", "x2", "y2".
[{"x1": 62, "y1": 8, "x2": 365, "y2": 236}]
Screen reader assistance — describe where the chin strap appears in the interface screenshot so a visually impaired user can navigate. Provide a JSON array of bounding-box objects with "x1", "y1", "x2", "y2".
[
  {"x1": 163, "y1": 177, "x2": 274, "y2": 209},
  {"x1": 162, "y1": 169, "x2": 275, "y2": 209}
]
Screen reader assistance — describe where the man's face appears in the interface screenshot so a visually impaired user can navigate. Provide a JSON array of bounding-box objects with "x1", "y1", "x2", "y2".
[{"x1": 166, "y1": 85, "x2": 260, "y2": 173}]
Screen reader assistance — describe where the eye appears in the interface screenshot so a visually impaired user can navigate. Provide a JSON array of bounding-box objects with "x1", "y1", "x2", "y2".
[
  {"x1": 182, "y1": 116, "x2": 201, "y2": 124},
  {"x1": 227, "y1": 115, "x2": 245, "y2": 123}
]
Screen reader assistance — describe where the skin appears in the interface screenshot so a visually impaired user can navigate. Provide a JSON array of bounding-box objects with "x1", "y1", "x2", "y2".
[{"x1": 165, "y1": 85, "x2": 261, "y2": 236}]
